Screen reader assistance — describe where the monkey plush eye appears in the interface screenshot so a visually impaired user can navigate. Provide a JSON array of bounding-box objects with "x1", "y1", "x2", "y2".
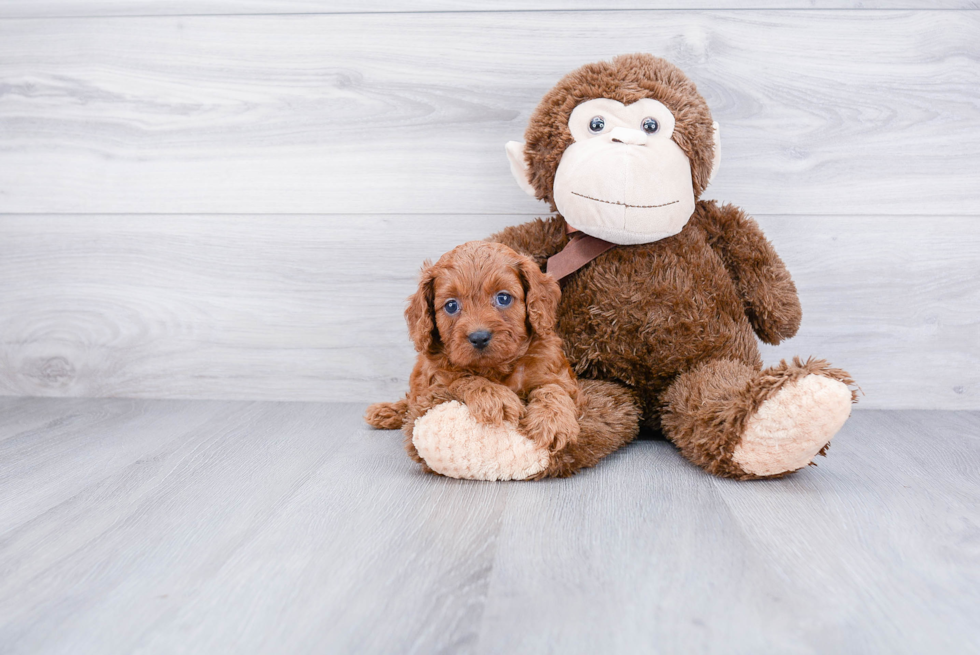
[
  {"x1": 444, "y1": 299, "x2": 460, "y2": 315},
  {"x1": 641, "y1": 117, "x2": 660, "y2": 134},
  {"x1": 589, "y1": 116, "x2": 605, "y2": 133},
  {"x1": 494, "y1": 292, "x2": 513, "y2": 308}
]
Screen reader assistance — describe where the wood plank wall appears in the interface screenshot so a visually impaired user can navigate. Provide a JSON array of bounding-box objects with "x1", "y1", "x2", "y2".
[{"x1": 1, "y1": 3, "x2": 978, "y2": 409}]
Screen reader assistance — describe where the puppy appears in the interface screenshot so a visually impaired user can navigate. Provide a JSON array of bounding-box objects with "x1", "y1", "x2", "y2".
[{"x1": 365, "y1": 241, "x2": 580, "y2": 462}]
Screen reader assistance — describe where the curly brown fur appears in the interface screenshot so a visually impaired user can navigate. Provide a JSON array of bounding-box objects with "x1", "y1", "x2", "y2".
[
  {"x1": 661, "y1": 357, "x2": 857, "y2": 480},
  {"x1": 490, "y1": 217, "x2": 571, "y2": 269},
  {"x1": 365, "y1": 241, "x2": 582, "y2": 458},
  {"x1": 533, "y1": 380, "x2": 641, "y2": 478},
  {"x1": 494, "y1": 200, "x2": 776, "y2": 424},
  {"x1": 364, "y1": 397, "x2": 408, "y2": 430},
  {"x1": 488, "y1": 53, "x2": 855, "y2": 479},
  {"x1": 696, "y1": 203, "x2": 802, "y2": 344}
]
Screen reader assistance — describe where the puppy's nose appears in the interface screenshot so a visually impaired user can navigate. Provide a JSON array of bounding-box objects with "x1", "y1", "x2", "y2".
[{"x1": 468, "y1": 330, "x2": 492, "y2": 350}]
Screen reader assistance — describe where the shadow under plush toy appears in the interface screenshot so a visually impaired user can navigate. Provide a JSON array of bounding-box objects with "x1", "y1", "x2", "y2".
[{"x1": 368, "y1": 53, "x2": 856, "y2": 481}]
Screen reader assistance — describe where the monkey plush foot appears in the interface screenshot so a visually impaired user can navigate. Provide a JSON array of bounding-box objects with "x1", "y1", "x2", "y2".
[
  {"x1": 663, "y1": 357, "x2": 856, "y2": 480},
  {"x1": 411, "y1": 381, "x2": 640, "y2": 481},
  {"x1": 412, "y1": 401, "x2": 550, "y2": 481},
  {"x1": 732, "y1": 373, "x2": 852, "y2": 477}
]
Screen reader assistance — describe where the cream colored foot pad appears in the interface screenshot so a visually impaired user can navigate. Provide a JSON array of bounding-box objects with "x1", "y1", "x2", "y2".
[
  {"x1": 733, "y1": 375, "x2": 852, "y2": 477},
  {"x1": 412, "y1": 401, "x2": 549, "y2": 481}
]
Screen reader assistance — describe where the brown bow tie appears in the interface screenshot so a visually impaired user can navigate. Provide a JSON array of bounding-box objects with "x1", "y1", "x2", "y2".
[{"x1": 546, "y1": 233, "x2": 617, "y2": 281}]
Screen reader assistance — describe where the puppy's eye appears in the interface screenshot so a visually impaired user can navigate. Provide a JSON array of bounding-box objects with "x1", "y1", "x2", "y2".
[
  {"x1": 444, "y1": 299, "x2": 460, "y2": 315},
  {"x1": 589, "y1": 116, "x2": 605, "y2": 133},
  {"x1": 494, "y1": 292, "x2": 513, "y2": 308},
  {"x1": 641, "y1": 117, "x2": 659, "y2": 134}
]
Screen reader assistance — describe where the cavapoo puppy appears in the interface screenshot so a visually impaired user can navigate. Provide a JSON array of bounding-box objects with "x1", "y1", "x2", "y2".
[{"x1": 365, "y1": 240, "x2": 581, "y2": 466}]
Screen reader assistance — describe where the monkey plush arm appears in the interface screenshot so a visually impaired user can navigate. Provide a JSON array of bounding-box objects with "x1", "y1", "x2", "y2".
[
  {"x1": 696, "y1": 201, "x2": 802, "y2": 345},
  {"x1": 488, "y1": 216, "x2": 569, "y2": 269}
]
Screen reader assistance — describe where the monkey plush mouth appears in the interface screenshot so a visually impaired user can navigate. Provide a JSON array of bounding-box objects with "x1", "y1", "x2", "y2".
[{"x1": 571, "y1": 192, "x2": 679, "y2": 210}]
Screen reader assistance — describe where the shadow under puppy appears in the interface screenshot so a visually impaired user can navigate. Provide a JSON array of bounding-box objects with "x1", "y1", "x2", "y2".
[{"x1": 366, "y1": 241, "x2": 639, "y2": 479}]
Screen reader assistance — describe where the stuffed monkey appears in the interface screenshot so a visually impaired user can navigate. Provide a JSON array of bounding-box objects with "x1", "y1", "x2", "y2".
[{"x1": 404, "y1": 54, "x2": 856, "y2": 480}]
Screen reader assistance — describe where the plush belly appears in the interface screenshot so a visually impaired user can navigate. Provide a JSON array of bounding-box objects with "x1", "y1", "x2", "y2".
[{"x1": 556, "y1": 231, "x2": 759, "y2": 393}]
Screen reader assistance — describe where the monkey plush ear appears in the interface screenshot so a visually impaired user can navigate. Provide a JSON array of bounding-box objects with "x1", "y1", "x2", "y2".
[
  {"x1": 505, "y1": 141, "x2": 537, "y2": 197},
  {"x1": 707, "y1": 121, "x2": 721, "y2": 187}
]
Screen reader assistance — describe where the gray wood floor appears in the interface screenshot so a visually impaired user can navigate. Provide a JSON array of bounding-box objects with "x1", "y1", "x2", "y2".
[{"x1": 0, "y1": 399, "x2": 977, "y2": 654}]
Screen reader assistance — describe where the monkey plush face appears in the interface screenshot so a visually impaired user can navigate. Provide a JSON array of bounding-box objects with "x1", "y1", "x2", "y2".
[
  {"x1": 506, "y1": 54, "x2": 721, "y2": 246},
  {"x1": 551, "y1": 97, "x2": 696, "y2": 245}
]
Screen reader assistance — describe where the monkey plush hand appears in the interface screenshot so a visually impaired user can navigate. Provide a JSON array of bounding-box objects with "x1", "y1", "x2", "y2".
[{"x1": 409, "y1": 54, "x2": 856, "y2": 481}]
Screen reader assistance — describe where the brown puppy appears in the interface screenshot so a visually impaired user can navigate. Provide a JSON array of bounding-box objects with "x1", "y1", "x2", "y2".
[{"x1": 365, "y1": 241, "x2": 580, "y2": 465}]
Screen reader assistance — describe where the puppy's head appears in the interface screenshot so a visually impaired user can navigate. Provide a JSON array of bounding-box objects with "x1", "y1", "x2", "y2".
[{"x1": 405, "y1": 241, "x2": 560, "y2": 370}]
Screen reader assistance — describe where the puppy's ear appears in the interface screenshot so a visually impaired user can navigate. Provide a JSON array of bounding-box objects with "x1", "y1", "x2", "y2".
[
  {"x1": 517, "y1": 256, "x2": 561, "y2": 337},
  {"x1": 405, "y1": 261, "x2": 441, "y2": 355}
]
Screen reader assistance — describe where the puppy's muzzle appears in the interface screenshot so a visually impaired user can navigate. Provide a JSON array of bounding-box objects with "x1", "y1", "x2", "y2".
[{"x1": 468, "y1": 330, "x2": 492, "y2": 350}]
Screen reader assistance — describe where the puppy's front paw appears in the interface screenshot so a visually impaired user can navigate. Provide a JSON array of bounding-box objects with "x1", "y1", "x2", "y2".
[
  {"x1": 468, "y1": 385, "x2": 524, "y2": 427},
  {"x1": 521, "y1": 385, "x2": 580, "y2": 452}
]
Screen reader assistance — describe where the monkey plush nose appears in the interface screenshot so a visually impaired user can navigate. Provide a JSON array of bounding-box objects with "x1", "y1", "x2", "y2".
[
  {"x1": 468, "y1": 330, "x2": 493, "y2": 349},
  {"x1": 610, "y1": 127, "x2": 648, "y2": 146}
]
